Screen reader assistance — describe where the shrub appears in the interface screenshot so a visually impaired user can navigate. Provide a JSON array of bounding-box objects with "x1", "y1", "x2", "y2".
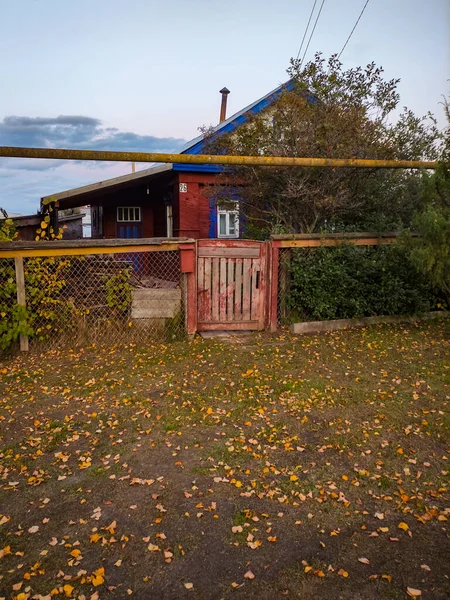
[{"x1": 285, "y1": 243, "x2": 445, "y2": 322}]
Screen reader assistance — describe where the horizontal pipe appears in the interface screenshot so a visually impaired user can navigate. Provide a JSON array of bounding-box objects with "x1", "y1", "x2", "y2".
[{"x1": 0, "y1": 146, "x2": 444, "y2": 170}]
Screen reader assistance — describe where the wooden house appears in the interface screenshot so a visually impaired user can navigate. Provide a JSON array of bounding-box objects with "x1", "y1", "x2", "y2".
[{"x1": 42, "y1": 79, "x2": 298, "y2": 240}]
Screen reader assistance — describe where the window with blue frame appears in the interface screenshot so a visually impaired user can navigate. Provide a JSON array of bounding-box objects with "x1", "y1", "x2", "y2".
[{"x1": 217, "y1": 202, "x2": 239, "y2": 238}]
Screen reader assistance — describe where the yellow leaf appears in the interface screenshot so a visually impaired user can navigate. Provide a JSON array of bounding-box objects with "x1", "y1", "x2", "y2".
[
  {"x1": 290, "y1": 475, "x2": 298, "y2": 482},
  {"x1": 206, "y1": 407, "x2": 213, "y2": 415},
  {"x1": 398, "y1": 522, "x2": 409, "y2": 531},
  {"x1": 63, "y1": 583, "x2": 74, "y2": 596},
  {"x1": 337, "y1": 569, "x2": 348, "y2": 577},
  {"x1": 70, "y1": 549, "x2": 81, "y2": 558},
  {"x1": 92, "y1": 575, "x2": 104, "y2": 586},
  {"x1": 304, "y1": 566, "x2": 312, "y2": 573}
]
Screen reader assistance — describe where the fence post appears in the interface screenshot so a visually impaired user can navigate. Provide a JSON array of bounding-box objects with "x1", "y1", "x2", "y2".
[
  {"x1": 269, "y1": 241, "x2": 280, "y2": 333},
  {"x1": 14, "y1": 256, "x2": 29, "y2": 351},
  {"x1": 179, "y1": 243, "x2": 197, "y2": 337}
]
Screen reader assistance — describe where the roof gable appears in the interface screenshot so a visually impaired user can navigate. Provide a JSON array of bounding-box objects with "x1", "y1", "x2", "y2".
[
  {"x1": 174, "y1": 78, "x2": 316, "y2": 173},
  {"x1": 180, "y1": 79, "x2": 297, "y2": 156}
]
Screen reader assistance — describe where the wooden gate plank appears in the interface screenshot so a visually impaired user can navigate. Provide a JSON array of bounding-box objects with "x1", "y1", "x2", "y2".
[
  {"x1": 204, "y1": 257, "x2": 211, "y2": 322},
  {"x1": 242, "y1": 258, "x2": 251, "y2": 321},
  {"x1": 211, "y1": 257, "x2": 220, "y2": 321},
  {"x1": 219, "y1": 258, "x2": 227, "y2": 321},
  {"x1": 234, "y1": 258, "x2": 242, "y2": 320},
  {"x1": 197, "y1": 257, "x2": 205, "y2": 322},
  {"x1": 227, "y1": 259, "x2": 235, "y2": 321},
  {"x1": 250, "y1": 259, "x2": 260, "y2": 321}
]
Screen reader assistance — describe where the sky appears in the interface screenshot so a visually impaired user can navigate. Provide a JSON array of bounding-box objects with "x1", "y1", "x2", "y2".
[{"x1": 0, "y1": 0, "x2": 449, "y2": 215}]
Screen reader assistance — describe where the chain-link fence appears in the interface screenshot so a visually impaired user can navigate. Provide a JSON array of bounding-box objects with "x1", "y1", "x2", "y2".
[{"x1": 0, "y1": 248, "x2": 185, "y2": 355}]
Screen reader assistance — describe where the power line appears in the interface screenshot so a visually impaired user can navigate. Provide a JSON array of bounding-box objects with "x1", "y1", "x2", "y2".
[
  {"x1": 338, "y1": 0, "x2": 370, "y2": 59},
  {"x1": 296, "y1": 0, "x2": 318, "y2": 61},
  {"x1": 299, "y1": 0, "x2": 326, "y2": 67}
]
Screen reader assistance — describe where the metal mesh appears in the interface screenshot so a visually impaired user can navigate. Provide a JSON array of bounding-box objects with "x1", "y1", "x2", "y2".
[{"x1": 0, "y1": 250, "x2": 185, "y2": 354}]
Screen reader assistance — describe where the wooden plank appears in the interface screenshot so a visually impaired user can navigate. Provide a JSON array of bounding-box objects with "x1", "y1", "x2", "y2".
[
  {"x1": 14, "y1": 257, "x2": 28, "y2": 352},
  {"x1": 234, "y1": 259, "x2": 242, "y2": 320},
  {"x1": 259, "y1": 242, "x2": 268, "y2": 330},
  {"x1": 227, "y1": 259, "x2": 235, "y2": 321},
  {"x1": 0, "y1": 237, "x2": 191, "y2": 251},
  {"x1": 211, "y1": 257, "x2": 219, "y2": 321},
  {"x1": 269, "y1": 244, "x2": 279, "y2": 332},
  {"x1": 0, "y1": 244, "x2": 182, "y2": 259},
  {"x1": 272, "y1": 232, "x2": 398, "y2": 241},
  {"x1": 197, "y1": 239, "x2": 262, "y2": 249},
  {"x1": 197, "y1": 321, "x2": 260, "y2": 331},
  {"x1": 204, "y1": 257, "x2": 212, "y2": 322},
  {"x1": 250, "y1": 259, "x2": 260, "y2": 322},
  {"x1": 242, "y1": 258, "x2": 251, "y2": 321},
  {"x1": 219, "y1": 258, "x2": 227, "y2": 321},
  {"x1": 131, "y1": 289, "x2": 181, "y2": 319},
  {"x1": 197, "y1": 257, "x2": 205, "y2": 322},
  {"x1": 278, "y1": 238, "x2": 396, "y2": 249},
  {"x1": 198, "y1": 247, "x2": 260, "y2": 258}
]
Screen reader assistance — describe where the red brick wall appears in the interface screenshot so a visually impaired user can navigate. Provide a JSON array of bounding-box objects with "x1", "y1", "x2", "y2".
[{"x1": 175, "y1": 172, "x2": 217, "y2": 239}]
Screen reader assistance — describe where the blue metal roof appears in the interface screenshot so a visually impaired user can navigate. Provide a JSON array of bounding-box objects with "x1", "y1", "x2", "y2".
[{"x1": 173, "y1": 78, "x2": 307, "y2": 173}]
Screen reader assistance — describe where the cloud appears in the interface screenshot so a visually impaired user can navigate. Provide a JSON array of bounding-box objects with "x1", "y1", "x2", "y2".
[
  {"x1": 0, "y1": 114, "x2": 187, "y2": 214},
  {"x1": 0, "y1": 114, "x2": 185, "y2": 153}
]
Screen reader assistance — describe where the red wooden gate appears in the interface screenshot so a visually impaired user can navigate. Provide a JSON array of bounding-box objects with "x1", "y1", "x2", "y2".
[{"x1": 196, "y1": 240, "x2": 267, "y2": 331}]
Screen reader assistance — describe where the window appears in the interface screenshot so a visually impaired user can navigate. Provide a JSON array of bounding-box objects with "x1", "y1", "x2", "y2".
[
  {"x1": 117, "y1": 206, "x2": 141, "y2": 222},
  {"x1": 217, "y1": 206, "x2": 239, "y2": 238}
]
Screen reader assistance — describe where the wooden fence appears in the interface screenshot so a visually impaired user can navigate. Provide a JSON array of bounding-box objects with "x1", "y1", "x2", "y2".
[{"x1": 0, "y1": 233, "x2": 399, "y2": 349}]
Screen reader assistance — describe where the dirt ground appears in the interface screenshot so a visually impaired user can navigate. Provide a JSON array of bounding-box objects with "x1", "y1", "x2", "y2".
[{"x1": 0, "y1": 321, "x2": 449, "y2": 600}]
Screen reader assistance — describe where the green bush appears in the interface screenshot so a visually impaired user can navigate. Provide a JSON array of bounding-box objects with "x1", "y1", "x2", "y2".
[{"x1": 286, "y1": 243, "x2": 446, "y2": 322}]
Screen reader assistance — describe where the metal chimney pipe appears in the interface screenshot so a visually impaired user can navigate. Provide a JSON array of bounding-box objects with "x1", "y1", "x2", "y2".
[{"x1": 219, "y1": 87, "x2": 230, "y2": 123}]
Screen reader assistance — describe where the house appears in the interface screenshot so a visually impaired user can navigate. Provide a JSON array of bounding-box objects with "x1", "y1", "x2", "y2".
[
  {"x1": 42, "y1": 79, "x2": 302, "y2": 240},
  {"x1": 5, "y1": 212, "x2": 83, "y2": 241}
]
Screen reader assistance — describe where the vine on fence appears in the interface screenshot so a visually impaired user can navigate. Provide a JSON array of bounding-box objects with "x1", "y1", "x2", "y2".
[{"x1": 105, "y1": 269, "x2": 132, "y2": 313}]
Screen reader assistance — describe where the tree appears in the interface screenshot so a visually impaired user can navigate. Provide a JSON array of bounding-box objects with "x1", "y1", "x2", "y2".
[
  {"x1": 400, "y1": 95, "x2": 450, "y2": 296},
  {"x1": 203, "y1": 53, "x2": 443, "y2": 235}
]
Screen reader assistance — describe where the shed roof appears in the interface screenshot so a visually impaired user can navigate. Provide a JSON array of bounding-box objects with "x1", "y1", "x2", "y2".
[{"x1": 42, "y1": 163, "x2": 172, "y2": 207}]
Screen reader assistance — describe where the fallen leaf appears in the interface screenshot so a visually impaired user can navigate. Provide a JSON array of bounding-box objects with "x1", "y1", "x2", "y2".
[
  {"x1": 244, "y1": 570, "x2": 255, "y2": 580},
  {"x1": 358, "y1": 557, "x2": 370, "y2": 565},
  {"x1": 407, "y1": 588, "x2": 422, "y2": 598},
  {"x1": 398, "y1": 522, "x2": 409, "y2": 531},
  {"x1": 184, "y1": 583, "x2": 194, "y2": 589}
]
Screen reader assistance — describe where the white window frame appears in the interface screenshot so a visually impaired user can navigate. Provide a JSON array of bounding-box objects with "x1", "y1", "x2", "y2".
[
  {"x1": 217, "y1": 205, "x2": 239, "y2": 238},
  {"x1": 117, "y1": 206, "x2": 141, "y2": 222}
]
